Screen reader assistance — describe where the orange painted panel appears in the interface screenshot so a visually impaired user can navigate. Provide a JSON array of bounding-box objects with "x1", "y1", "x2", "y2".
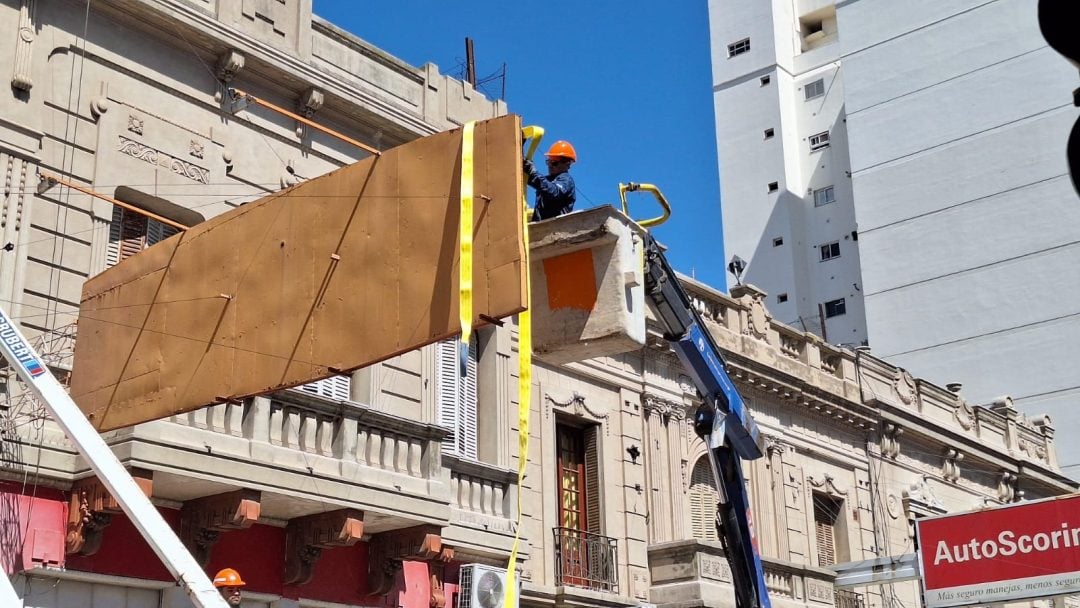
[{"x1": 542, "y1": 249, "x2": 598, "y2": 312}]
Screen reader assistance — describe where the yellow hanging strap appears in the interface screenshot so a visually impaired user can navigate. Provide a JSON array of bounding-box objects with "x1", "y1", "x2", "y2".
[
  {"x1": 458, "y1": 121, "x2": 476, "y2": 376},
  {"x1": 505, "y1": 125, "x2": 542, "y2": 607}
]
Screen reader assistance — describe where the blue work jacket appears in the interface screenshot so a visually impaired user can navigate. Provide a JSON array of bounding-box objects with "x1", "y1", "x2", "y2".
[{"x1": 528, "y1": 171, "x2": 576, "y2": 221}]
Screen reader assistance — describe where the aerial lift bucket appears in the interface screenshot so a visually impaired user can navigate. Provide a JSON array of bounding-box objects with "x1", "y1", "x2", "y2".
[{"x1": 528, "y1": 204, "x2": 650, "y2": 365}]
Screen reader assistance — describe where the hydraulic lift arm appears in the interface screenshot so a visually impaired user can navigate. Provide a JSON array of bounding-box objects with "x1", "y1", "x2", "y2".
[{"x1": 626, "y1": 185, "x2": 771, "y2": 608}]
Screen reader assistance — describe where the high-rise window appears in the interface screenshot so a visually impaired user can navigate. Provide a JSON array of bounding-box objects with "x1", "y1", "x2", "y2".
[
  {"x1": 824, "y1": 298, "x2": 847, "y2": 318},
  {"x1": 727, "y1": 38, "x2": 751, "y2": 57},
  {"x1": 809, "y1": 131, "x2": 831, "y2": 151},
  {"x1": 805, "y1": 78, "x2": 825, "y2": 100},
  {"x1": 819, "y1": 241, "x2": 841, "y2": 261},
  {"x1": 813, "y1": 186, "x2": 836, "y2": 206}
]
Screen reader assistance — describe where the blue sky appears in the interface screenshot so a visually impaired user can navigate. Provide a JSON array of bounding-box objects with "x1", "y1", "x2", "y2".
[{"x1": 312, "y1": 1, "x2": 729, "y2": 290}]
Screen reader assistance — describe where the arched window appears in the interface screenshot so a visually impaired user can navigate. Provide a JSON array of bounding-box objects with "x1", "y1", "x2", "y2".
[{"x1": 689, "y1": 456, "x2": 720, "y2": 541}]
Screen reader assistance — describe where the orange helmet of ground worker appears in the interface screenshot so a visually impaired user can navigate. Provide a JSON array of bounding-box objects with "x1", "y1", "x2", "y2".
[
  {"x1": 545, "y1": 140, "x2": 577, "y2": 162},
  {"x1": 213, "y1": 568, "x2": 246, "y2": 588}
]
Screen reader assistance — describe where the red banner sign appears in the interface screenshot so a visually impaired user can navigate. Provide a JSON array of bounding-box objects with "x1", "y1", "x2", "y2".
[{"x1": 916, "y1": 493, "x2": 1080, "y2": 607}]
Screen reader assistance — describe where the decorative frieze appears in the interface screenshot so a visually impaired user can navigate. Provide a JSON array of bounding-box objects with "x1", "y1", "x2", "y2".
[
  {"x1": 807, "y1": 473, "x2": 848, "y2": 497},
  {"x1": 117, "y1": 136, "x2": 209, "y2": 184}
]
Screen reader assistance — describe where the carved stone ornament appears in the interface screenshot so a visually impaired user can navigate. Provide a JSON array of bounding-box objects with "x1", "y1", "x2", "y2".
[
  {"x1": 189, "y1": 140, "x2": 205, "y2": 159},
  {"x1": 807, "y1": 473, "x2": 848, "y2": 497},
  {"x1": 118, "y1": 136, "x2": 210, "y2": 184},
  {"x1": 283, "y1": 509, "x2": 364, "y2": 586},
  {"x1": 215, "y1": 49, "x2": 246, "y2": 83},
  {"x1": 747, "y1": 295, "x2": 769, "y2": 340},
  {"x1": 902, "y1": 475, "x2": 945, "y2": 518},
  {"x1": 643, "y1": 393, "x2": 685, "y2": 422},
  {"x1": 942, "y1": 448, "x2": 963, "y2": 483},
  {"x1": 1018, "y1": 436, "x2": 1048, "y2": 462},
  {"x1": 997, "y1": 471, "x2": 1019, "y2": 503},
  {"x1": 885, "y1": 493, "x2": 901, "y2": 519},
  {"x1": 66, "y1": 469, "x2": 153, "y2": 556},
  {"x1": 127, "y1": 115, "x2": 144, "y2": 135},
  {"x1": 180, "y1": 489, "x2": 261, "y2": 567},
  {"x1": 545, "y1": 389, "x2": 609, "y2": 425},
  {"x1": 367, "y1": 525, "x2": 453, "y2": 597},
  {"x1": 893, "y1": 369, "x2": 916, "y2": 405},
  {"x1": 953, "y1": 398, "x2": 975, "y2": 431},
  {"x1": 880, "y1": 422, "x2": 903, "y2": 459},
  {"x1": 11, "y1": 0, "x2": 36, "y2": 91}
]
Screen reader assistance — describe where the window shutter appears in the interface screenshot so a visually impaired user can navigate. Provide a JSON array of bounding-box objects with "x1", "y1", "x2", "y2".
[
  {"x1": 458, "y1": 340, "x2": 478, "y2": 460},
  {"x1": 146, "y1": 218, "x2": 179, "y2": 246},
  {"x1": 689, "y1": 457, "x2": 720, "y2": 541},
  {"x1": 814, "y1": 494, "x2": 838, "y2": 566},
  {"x1": 584, "y1": 426, "x2": 601, "y2": 534},
  {"x1": 107, "y1": 207, "x2": 150, "y2": 267},
  {"x1": 436, "y1": 340, "x2": 460, "y2": 451},
  {"x1": 436, "y1": 339, "x2": 478, "y2": 460},
  {"x1": 299, "y1": 375, "x2": 351, "y2": 401}
]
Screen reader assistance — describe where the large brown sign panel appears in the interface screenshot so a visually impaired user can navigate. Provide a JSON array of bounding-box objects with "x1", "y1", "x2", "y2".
[{"x1": 70, "y1": 115, "x2": 525, "y2": 430}]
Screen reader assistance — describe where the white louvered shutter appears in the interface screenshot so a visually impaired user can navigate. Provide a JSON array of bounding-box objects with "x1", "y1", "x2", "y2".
[
  {"x1": 689, "y1": 456, "x2": 720, "y2": 541},
  {"x1": 436, "y1": 338, "x2": 478, "y2": 460},
  {"x1": 299, "y1": 374, "x2": 351, "y2": 401},
  {"x1": 106, "y1": 208, "x2": 179, "y2": 267}
]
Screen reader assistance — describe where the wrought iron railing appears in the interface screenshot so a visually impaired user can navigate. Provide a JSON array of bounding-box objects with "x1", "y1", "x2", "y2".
[
  {"x1": 835, "y1": 589, "x2": 866, "y2": 608},
  {"x1": 553, "y1": 527, "x2": 619, "y2": 593}
]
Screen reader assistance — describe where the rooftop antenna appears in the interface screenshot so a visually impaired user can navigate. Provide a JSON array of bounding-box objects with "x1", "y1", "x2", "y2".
[{"x1": 465, "y1": 37, "x2": 477, "y2": 87}]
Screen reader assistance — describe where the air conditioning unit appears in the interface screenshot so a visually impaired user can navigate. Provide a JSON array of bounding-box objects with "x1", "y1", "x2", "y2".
[{"x1": 457, "y1": 564, "x2": 516, "y2": 608}]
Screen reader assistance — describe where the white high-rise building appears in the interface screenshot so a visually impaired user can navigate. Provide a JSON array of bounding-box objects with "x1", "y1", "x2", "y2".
[
  {"x1": 709, "y1": 0, "x2": 1080, "y2": 476},
  {"x1": 709, "y1": 0, "x2": 866, "y2": 346}
]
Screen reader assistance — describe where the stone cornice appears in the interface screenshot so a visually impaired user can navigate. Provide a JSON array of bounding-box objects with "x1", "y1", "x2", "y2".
[{"x1": 122, "y1": 0, "x2": 489, "y2": 141}]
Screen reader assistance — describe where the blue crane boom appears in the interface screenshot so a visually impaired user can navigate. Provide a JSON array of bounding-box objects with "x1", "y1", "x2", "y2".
[{"x1": 642, "y1": 231, "x2": 771, "y2": 608}]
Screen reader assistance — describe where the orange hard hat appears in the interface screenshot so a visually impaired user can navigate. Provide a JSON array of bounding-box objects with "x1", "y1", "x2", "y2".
[
  {"x1": 545, "y1": 140, "x2": 577, "y2": 162},
  {"x1": 213, "y1": 568, "x2": 246, "y2": 588}
]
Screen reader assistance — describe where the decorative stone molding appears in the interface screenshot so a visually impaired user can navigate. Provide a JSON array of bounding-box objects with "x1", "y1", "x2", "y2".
[
  {"x1": 880, "y1": 422, "x2": 903, "y2": 459},
  {"x1": 764, "y1": 436, "x2": 788, "y2": 458},
  {"x1": 127, "y1": 115, "x2": 144, "y2": 135},
  {"x1": 997, "y1": 471, "x2": 1020, "y2": 503},
  {"x1": 118, "y1": 136, "x2": 210, "y2": 184},
  {"x1": 643, "y1": 393, "x2": 685, "y2": 422},
  {"x1": 902, "y1": 475, "x2": 945, "y2": 519},
  {"x1": 942, "y1": 448, "x2": 963, "y2": 483},
  {"x1": 283, "y1": 509, "x2": 364, "y2": 585},
  {"x1": 180, "y1": 489, "x2": 261, "y2": 566},
  {"x1": 893, "y1": 369, "x2": 916, "y2": 406},
  {"x1": 807, "y1": 473, "x2": 847, "y2": 497},
  {"x1": 885, "y1": 492, "x2": 902, "y2": 519},
  {"x1": 90, "y1": 83, "x2": 109, "y2": 121},
  {"x1": 11, "y1": 0, "x2": 36, "y2": 91},
  {"x1": 367, "y1": 525, "x2": 453, "y2": 597},
  {"x1": 215, "y1": 49, "x2": 246, "y2": 83},
  {"x1": 66, "y1": 469, "x2": 153, "y2": 555},
  {"x1": 189, "y1": 140, "x2": 205, "y2": 159},
  {"x1": 545, "y1": 390, "x2": 609, "y2": 425},
  {"x1": 296, "y1": 87, "x2": 325, "y2": 137}
]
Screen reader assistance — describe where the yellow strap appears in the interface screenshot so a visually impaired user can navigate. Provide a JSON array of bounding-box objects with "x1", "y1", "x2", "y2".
[
  {"x1": 458, "y1": 121, "x2": 476, "y2": 375},
  {"x1": 504, "y1": 129, "x2": 535, "y2": 607}
]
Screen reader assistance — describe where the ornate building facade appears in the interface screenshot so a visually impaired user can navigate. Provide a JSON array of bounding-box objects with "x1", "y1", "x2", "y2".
[{"x1": 0, "y1": 2, "x2": 1073, "y2": 608}]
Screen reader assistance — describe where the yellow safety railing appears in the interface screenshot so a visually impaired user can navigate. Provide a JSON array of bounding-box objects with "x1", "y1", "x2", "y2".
[{"x1": 618, "y1": 182, "x2": 672, "y2": 229}]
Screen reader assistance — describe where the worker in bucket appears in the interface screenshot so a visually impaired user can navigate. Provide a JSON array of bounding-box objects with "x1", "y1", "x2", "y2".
[
  {"x1": 213, "y1": 567, "x2": 246, "y2": 606},
  {"x1": 523, "y1": 140, "x2": 577, "y2": 221}
]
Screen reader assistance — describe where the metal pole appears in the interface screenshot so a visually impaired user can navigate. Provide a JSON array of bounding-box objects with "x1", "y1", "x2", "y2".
[
  {"x1": 230, "y1": 89, "x2": 381, "y2": 157},
  {"x1": 0, "y1": 307, "x2": 228, "y2": 608}
]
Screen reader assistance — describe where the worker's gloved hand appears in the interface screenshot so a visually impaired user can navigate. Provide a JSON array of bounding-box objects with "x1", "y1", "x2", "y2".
[{"x1": 523, "y1": 158, "x2": 536, "y2": 178}]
